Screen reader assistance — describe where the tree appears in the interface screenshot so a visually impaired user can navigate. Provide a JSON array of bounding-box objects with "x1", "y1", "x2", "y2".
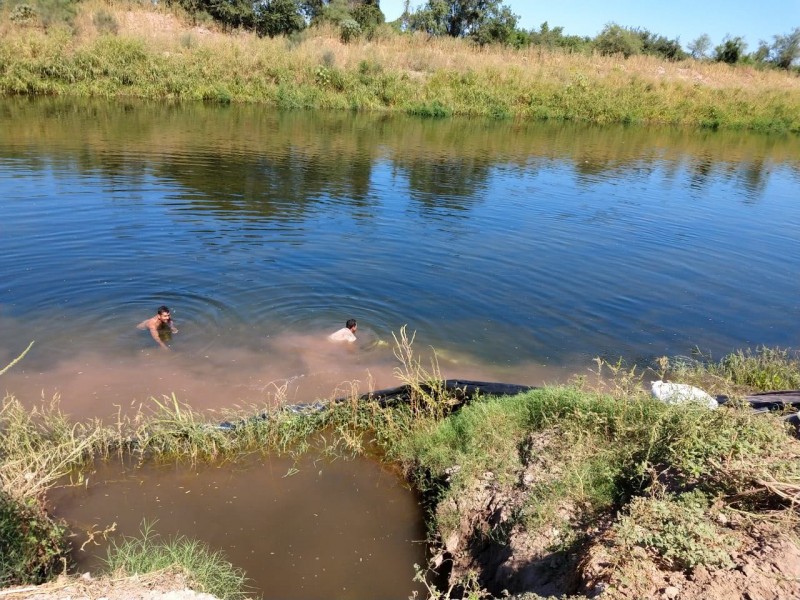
[
  {"x1": 714, "y1": 35, "x2": 747, "y2": 64},
  {"x1": 300, "y1": 0, "x2": 384, "y2": 26},
  {"x1": 408, "y1": 0, "x2": 513, "y2": 39},
  {"x1": 594, "y1": 23, "x2": 642, "y2": 58},
  {"x1": 528, "y1": 21, "x2": 591, "y2": 53},
  {"x1": 256, "y1": 0, "x2": 305, "y2": 37},
  {"x1": 687, "y1": 34, "x2": 711, "y2": 59},
  {"x1": 471, "y1": 3, "x2": 518, "y2": 46},
  {"x1": 637, "y1": 28, "x2": 686, "y2": 61},
  {"x1": 769, "y1": 27, "x2": 800, "y2": 69}
]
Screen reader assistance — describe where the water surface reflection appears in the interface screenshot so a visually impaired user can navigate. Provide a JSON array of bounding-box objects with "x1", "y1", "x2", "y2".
[{"x1": 1, "y1": 99, "x2": 798, "y2": 417}]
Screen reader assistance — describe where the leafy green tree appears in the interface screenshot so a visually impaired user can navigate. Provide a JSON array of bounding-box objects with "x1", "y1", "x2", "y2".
[
  {"x1": 528, "y1": 21, "x2": 591, "y2": 53},
  {"x1": 408, "y1": 0, "x2": 514, "y2": 39},
  {"x1": 687, "y1": 34, "x2": 711, "y2": 59},
  {"x1": 351, "y1": 1, "x2": 384, "y2": 29},
  {"x1": 714, "y1": 35, "x2": 747, "y2": 64},
  {"x1": 751, "y1": 40, "x2": 771, "y2": 65},
  {"x1": 470, "y1": 3, "x2": 518, "y2": 46},
  {"x1": 300, "y1": 0, "x2": 384, "y2": 25},
  {"x1": 637, "y1": 28, "x2": 686, "y2": 61},
  {"x1": 769, "y1": 27, "x2": 800, "y2": 69},
  {"x1": 256, "y1": 0, "x2": 305, "y2": 37},
  {"x1": 594, "y1": 23, "x2": 643, "y2": 58}
]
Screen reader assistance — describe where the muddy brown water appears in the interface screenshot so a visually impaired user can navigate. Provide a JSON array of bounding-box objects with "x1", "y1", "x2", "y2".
[{"x1": 48, "y1": 453, "x2": 429, "y2": 599}]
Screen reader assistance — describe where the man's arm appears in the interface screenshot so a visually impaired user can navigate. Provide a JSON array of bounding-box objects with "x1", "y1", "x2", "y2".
[{"x1": 148, "y1": 322, "x2": 169, "y2": 350}]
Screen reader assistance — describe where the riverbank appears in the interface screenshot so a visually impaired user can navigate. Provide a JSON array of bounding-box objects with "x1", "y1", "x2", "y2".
[
  {"x1": 2, "y1": 343, "x2": 799, "y2": 599},
  {"x1": 1, "y1": 3, "x2": 799, "y2": 132}
]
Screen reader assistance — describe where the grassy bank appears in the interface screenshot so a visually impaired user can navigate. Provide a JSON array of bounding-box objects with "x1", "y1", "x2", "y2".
[
  {"x1": 1, "y1": 3, "x2": 799, "y2": 132},
  {"x1": 1, "y1": 345, "x2": 799, "y2": 597}
]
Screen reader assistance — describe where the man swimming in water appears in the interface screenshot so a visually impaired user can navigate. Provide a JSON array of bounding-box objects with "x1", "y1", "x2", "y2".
[
  {"x1": 328, "y1": 319, "x2": 357, "y2": 343},
  {"x1": 138, "y1": 305, "x2": 178, "y2": 350}
]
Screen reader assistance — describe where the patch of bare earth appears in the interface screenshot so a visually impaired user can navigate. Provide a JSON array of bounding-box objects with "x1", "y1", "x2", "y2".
[
  {"x1": 582, "y1": 522, "x2": 800, "y2": 600},
  {"x1": 431, "y1": 431, "x2": 800, "y2": 599},
  {"x1": 0, "y1": 569, "x2": 222, "y2": 600}
]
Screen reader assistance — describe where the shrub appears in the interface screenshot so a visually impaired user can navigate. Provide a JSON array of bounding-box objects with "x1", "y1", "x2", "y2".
[
  {"x1": 594, "y1": 23, "x2": 643, "y2": 58},
  {"x1": 339, "y1": 18, "x2": 360, "y2": 44},
  {"x1": 0, "y1": 491, "x2": 68, "y2": 585},
  {"x1": 9, "y1": 4, "x2": 38, "y2": 25},
  {"x1": 407, "y1": 100, "x2": 452, "y2": 118},
  {"x1": 614, "y1": 491, "x2": 736, "y2": 570},
  {"x1": 93, "y1": 9, "x2": 118, "y2": 35}
]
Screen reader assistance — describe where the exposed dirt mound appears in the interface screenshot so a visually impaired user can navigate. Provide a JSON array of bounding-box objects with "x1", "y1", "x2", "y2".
[{"x1": 431, "y1": 431, "x2": 800, "y2": 600}]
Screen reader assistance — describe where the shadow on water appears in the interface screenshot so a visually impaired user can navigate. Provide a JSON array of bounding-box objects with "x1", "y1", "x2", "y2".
[{"x1": 48, "y1": 452, "x2": 429, "y2": 600}]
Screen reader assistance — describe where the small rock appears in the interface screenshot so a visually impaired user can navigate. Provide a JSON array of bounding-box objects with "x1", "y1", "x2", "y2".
[
  {"x1": 444, "y1": 531, "x2": 460, "y2": 554},
  {"x1": 664, "y1": 586, "x2": 679, "y2": 599}
]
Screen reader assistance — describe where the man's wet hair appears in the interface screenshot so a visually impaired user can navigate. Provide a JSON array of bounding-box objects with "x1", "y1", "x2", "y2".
[
  {"x1": 158, "y1": 305, "x2": 171, "y2": 315},
  {"x1": 346, "y1": 319, "x2": 357, "y2": 330}
]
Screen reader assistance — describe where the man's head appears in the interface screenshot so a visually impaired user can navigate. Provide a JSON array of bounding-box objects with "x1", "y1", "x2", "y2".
[
  {"x1": 157, "y1": 306, "x2": 171, "y2": 322},
  {"x1": 346, "y1": 319, "x2": 357, "y2": 332}
]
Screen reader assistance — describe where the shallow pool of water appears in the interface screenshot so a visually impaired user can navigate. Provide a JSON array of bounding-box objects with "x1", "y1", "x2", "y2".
[{"x1": 48, "y1": 453, "x2": 427, "y2": 599}]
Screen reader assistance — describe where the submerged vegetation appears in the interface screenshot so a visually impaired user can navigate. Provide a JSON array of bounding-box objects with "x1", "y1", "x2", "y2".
[
  {"x1": 1, "y1": 337, "x2": 799, "y2": 597},
  {"x1": 0, "y1": 1, "x2": 799, "y2": 132}
]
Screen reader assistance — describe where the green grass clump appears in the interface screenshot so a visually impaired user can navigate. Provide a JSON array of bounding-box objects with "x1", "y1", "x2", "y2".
[
  {"x1": 0, "y1": 490, "x2": 68, "y2": 585},
  {"x1": 104, "y1": 522, "x2": 249, "y2": 600},
  {"x1": 664, "y1": 346, "x2": 800, "y2": 395}
]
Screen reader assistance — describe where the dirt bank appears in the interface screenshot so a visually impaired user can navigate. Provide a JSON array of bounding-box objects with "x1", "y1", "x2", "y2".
[
  {"x1": 432, "y1": 430, "x2": 800, "y2": 599},
  {"x1": 0, "y1": 570, "x2": 222, "y2": 600}
]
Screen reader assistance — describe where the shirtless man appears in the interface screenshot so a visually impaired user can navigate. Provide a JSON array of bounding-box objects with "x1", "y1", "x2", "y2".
[
  {"x1": 328, "y1": 319, "x2": 357, "y2": 343},
  {"x1": 138, "y1": 305, "x2": 178, "y2": 350}
]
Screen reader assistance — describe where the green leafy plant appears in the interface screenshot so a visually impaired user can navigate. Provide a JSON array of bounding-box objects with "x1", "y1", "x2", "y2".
[
  {"x1": 0, "y1": 491, "x2": 68, "y2": 585},
  {"x1": 613, "y1": 490, "x2": 737, "y2": 570}
]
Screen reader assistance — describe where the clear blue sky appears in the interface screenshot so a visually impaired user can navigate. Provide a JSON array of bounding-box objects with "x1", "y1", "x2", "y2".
[{"x1": 381, "y1": 0, "x2": 800, "y2": 50}]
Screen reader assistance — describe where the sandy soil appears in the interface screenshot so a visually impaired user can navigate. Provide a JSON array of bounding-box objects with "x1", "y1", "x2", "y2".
[{"x1": 0, "y1": 570, "x2": 223, "y2": 600}]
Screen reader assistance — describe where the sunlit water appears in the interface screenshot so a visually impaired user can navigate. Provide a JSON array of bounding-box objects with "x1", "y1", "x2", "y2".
[
  {"x1": 2, "y1": 100, "x2": 799, "y2": 418},
  {"x1": 2, "y1": 99, "x2": 800, "y2": 598}
]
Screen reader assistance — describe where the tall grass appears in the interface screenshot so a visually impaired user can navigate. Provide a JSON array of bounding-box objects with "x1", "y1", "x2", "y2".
[
  {"x1": 0, "y1": 4, "x2": 798, "y2": 131},
  {"x1": 665, "y1": 346, "x2": 800, "y2": 395},
  {"x1": 104, "y1": 522, "x2": 249, "y2": 600}
]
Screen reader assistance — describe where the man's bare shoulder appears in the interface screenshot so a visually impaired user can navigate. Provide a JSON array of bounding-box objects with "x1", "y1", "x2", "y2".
[{"x1": 137, "y1": 316, "x2": 156, "y2": 330}]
